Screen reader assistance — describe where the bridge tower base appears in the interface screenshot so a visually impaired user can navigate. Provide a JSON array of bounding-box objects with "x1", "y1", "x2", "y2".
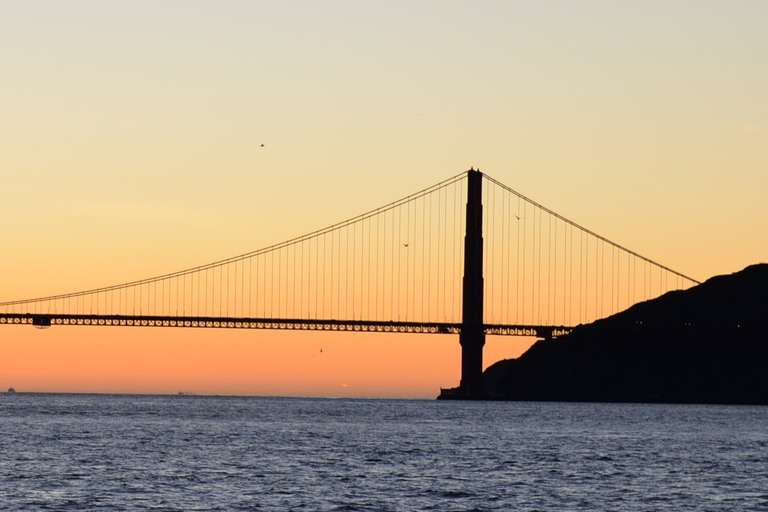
[{"x1": 438, "y1": 169, "x2": 488, "y2": 400}]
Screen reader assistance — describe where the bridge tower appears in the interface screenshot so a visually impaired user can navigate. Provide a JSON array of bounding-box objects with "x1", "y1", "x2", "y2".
[
  {"x1": 438, "y1": 168, "x2": 486, "y2": 399},
  {"x1": 459, "y1": 168, "x2": 486, "y2": 395}
]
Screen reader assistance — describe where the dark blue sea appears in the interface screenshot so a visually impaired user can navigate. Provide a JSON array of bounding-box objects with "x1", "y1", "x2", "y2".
[{"x1": 1, "y1": 394, "x2": 767, "y2": 511}]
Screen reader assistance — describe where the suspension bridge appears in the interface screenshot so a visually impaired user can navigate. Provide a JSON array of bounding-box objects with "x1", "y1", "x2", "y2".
[{"x1": 0, "y1": 170, "x2": 699, "y2": 396}]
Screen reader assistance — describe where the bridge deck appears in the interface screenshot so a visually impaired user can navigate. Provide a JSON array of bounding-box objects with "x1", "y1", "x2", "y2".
[{"x1": 0, "y1": 313, "x2": 572, "y2": 338}]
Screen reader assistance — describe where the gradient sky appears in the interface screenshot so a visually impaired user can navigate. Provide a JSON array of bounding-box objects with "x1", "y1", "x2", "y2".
[{"x1": 1, "y1": 1, "x2": 766, "y2": 397}]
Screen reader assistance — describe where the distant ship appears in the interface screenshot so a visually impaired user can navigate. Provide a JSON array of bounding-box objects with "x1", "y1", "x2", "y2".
[{"x1": 7, "y1": 387, "x2": 16, "y2": 393}]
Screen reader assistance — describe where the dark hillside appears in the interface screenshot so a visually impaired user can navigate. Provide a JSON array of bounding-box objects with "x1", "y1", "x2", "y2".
[{"x1": 484, "y1": 264, "x2": 768, "y2": 404}]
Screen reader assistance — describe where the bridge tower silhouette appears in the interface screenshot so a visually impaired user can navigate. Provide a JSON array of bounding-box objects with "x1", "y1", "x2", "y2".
[{"x1": 457, "y1": 168, "x2": 485, "y2": 396}]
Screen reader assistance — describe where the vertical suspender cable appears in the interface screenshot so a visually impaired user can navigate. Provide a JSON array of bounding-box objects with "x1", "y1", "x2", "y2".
[
  {"x1": 579, "y1": 230, "x2": 583, "y2": 324},
  {"x1": 397, "y1": 201, "x2": 411, "y2": 321},
  {"x1": 628, "y1": 253, "x2": 632, "y2": 308},
  {"x1": 521, "y1": 201, "x2": 526, "y2": 324},
  {"x1": 435, "y1": 185, "x2": 443, "y2": 321},
  {"x1": 352, "y1": 222, "x2": 356, "y2": 319},
  {"x1": 547, "y1": 212, "x2": 551, "y2": 323},
  {"x1": 442, "y1": 186, "x2": 447, "y2": 321},
  {"x1": 427, "y1": 192, "x2": 432, "y2": 322},
  {"x1": 390, "y1": 208, "x2": 394, "y2": 320},
  {"x1": 375, "y1": 213, "x2": 380, "y2": 321},
  {"x1": 421, "y1": 194, "x2": 425, "y2": 321},
  {"x1": 345, "y1": 225, "x2": 349, "y2": 319},
  {"x1": 531, "y1": 208, "x2": 536, "y2": 322},
  {"x1": 452, "y1": 181, "x2": 457, "y2": 322},
  {"x1": 278, "y1": 247, "x2": 282, "y2": 318},
  {"x1": 555, "y1": 217, "x2": 560, "y2": 324},
  {"x1": 323, "y1": 233, "x2": 327, "y2": 318},
  {"x1": 489, "y1": 181, "x2": 495, "y2": 322},
  {"x1": 336, "y1": 228, "x2": 341, "y2": 318},
  {"x1": 401, "y1": 201, "x2": 406, "y2": 320},
  {"x1": 500, "y1": 188, "x2": 506, "y2": 324},
  {"x1": 538, "y1": 208, "x2": 543, "y2": 323}
]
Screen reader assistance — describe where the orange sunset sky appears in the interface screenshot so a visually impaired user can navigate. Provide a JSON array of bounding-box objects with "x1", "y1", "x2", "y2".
[{"x1": 1, "y1": 1, "x2": 766, "y2": 398}]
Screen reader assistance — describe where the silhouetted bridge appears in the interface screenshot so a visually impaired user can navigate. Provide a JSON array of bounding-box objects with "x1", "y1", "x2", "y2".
[{"x1": 0, "y1": 170, "x2": 698, "y2": 396}]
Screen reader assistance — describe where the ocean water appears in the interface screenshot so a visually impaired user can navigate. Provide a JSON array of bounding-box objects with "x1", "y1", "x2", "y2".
[{"x1": 1, "y1": 394, "x2": 767, "y2": 511}]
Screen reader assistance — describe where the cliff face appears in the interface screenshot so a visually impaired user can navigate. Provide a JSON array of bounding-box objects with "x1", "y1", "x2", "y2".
[{"x1": 484, "y1": 264, "x2": 768, "y2": 404}]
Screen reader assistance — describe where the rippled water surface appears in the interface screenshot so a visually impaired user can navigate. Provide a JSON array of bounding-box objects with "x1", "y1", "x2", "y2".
[{"x1": 1, "y1": 394, "x2": 767, "y2": 511}]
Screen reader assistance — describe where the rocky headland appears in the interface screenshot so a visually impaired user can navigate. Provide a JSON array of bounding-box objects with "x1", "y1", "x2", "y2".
[{"x1": 483, "y1": 264, "x2": 768, "y2": 404}]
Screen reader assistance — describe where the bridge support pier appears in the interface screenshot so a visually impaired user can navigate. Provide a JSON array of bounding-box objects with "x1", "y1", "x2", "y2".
[{"x1": 439, "y1": 168, "x2": 487, "y2": 400}]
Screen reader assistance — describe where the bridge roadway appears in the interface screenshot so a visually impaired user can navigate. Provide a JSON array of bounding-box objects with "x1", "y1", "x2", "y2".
[{"x1": 0, "y1": 313, "x2": 572, "y2": 339}]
